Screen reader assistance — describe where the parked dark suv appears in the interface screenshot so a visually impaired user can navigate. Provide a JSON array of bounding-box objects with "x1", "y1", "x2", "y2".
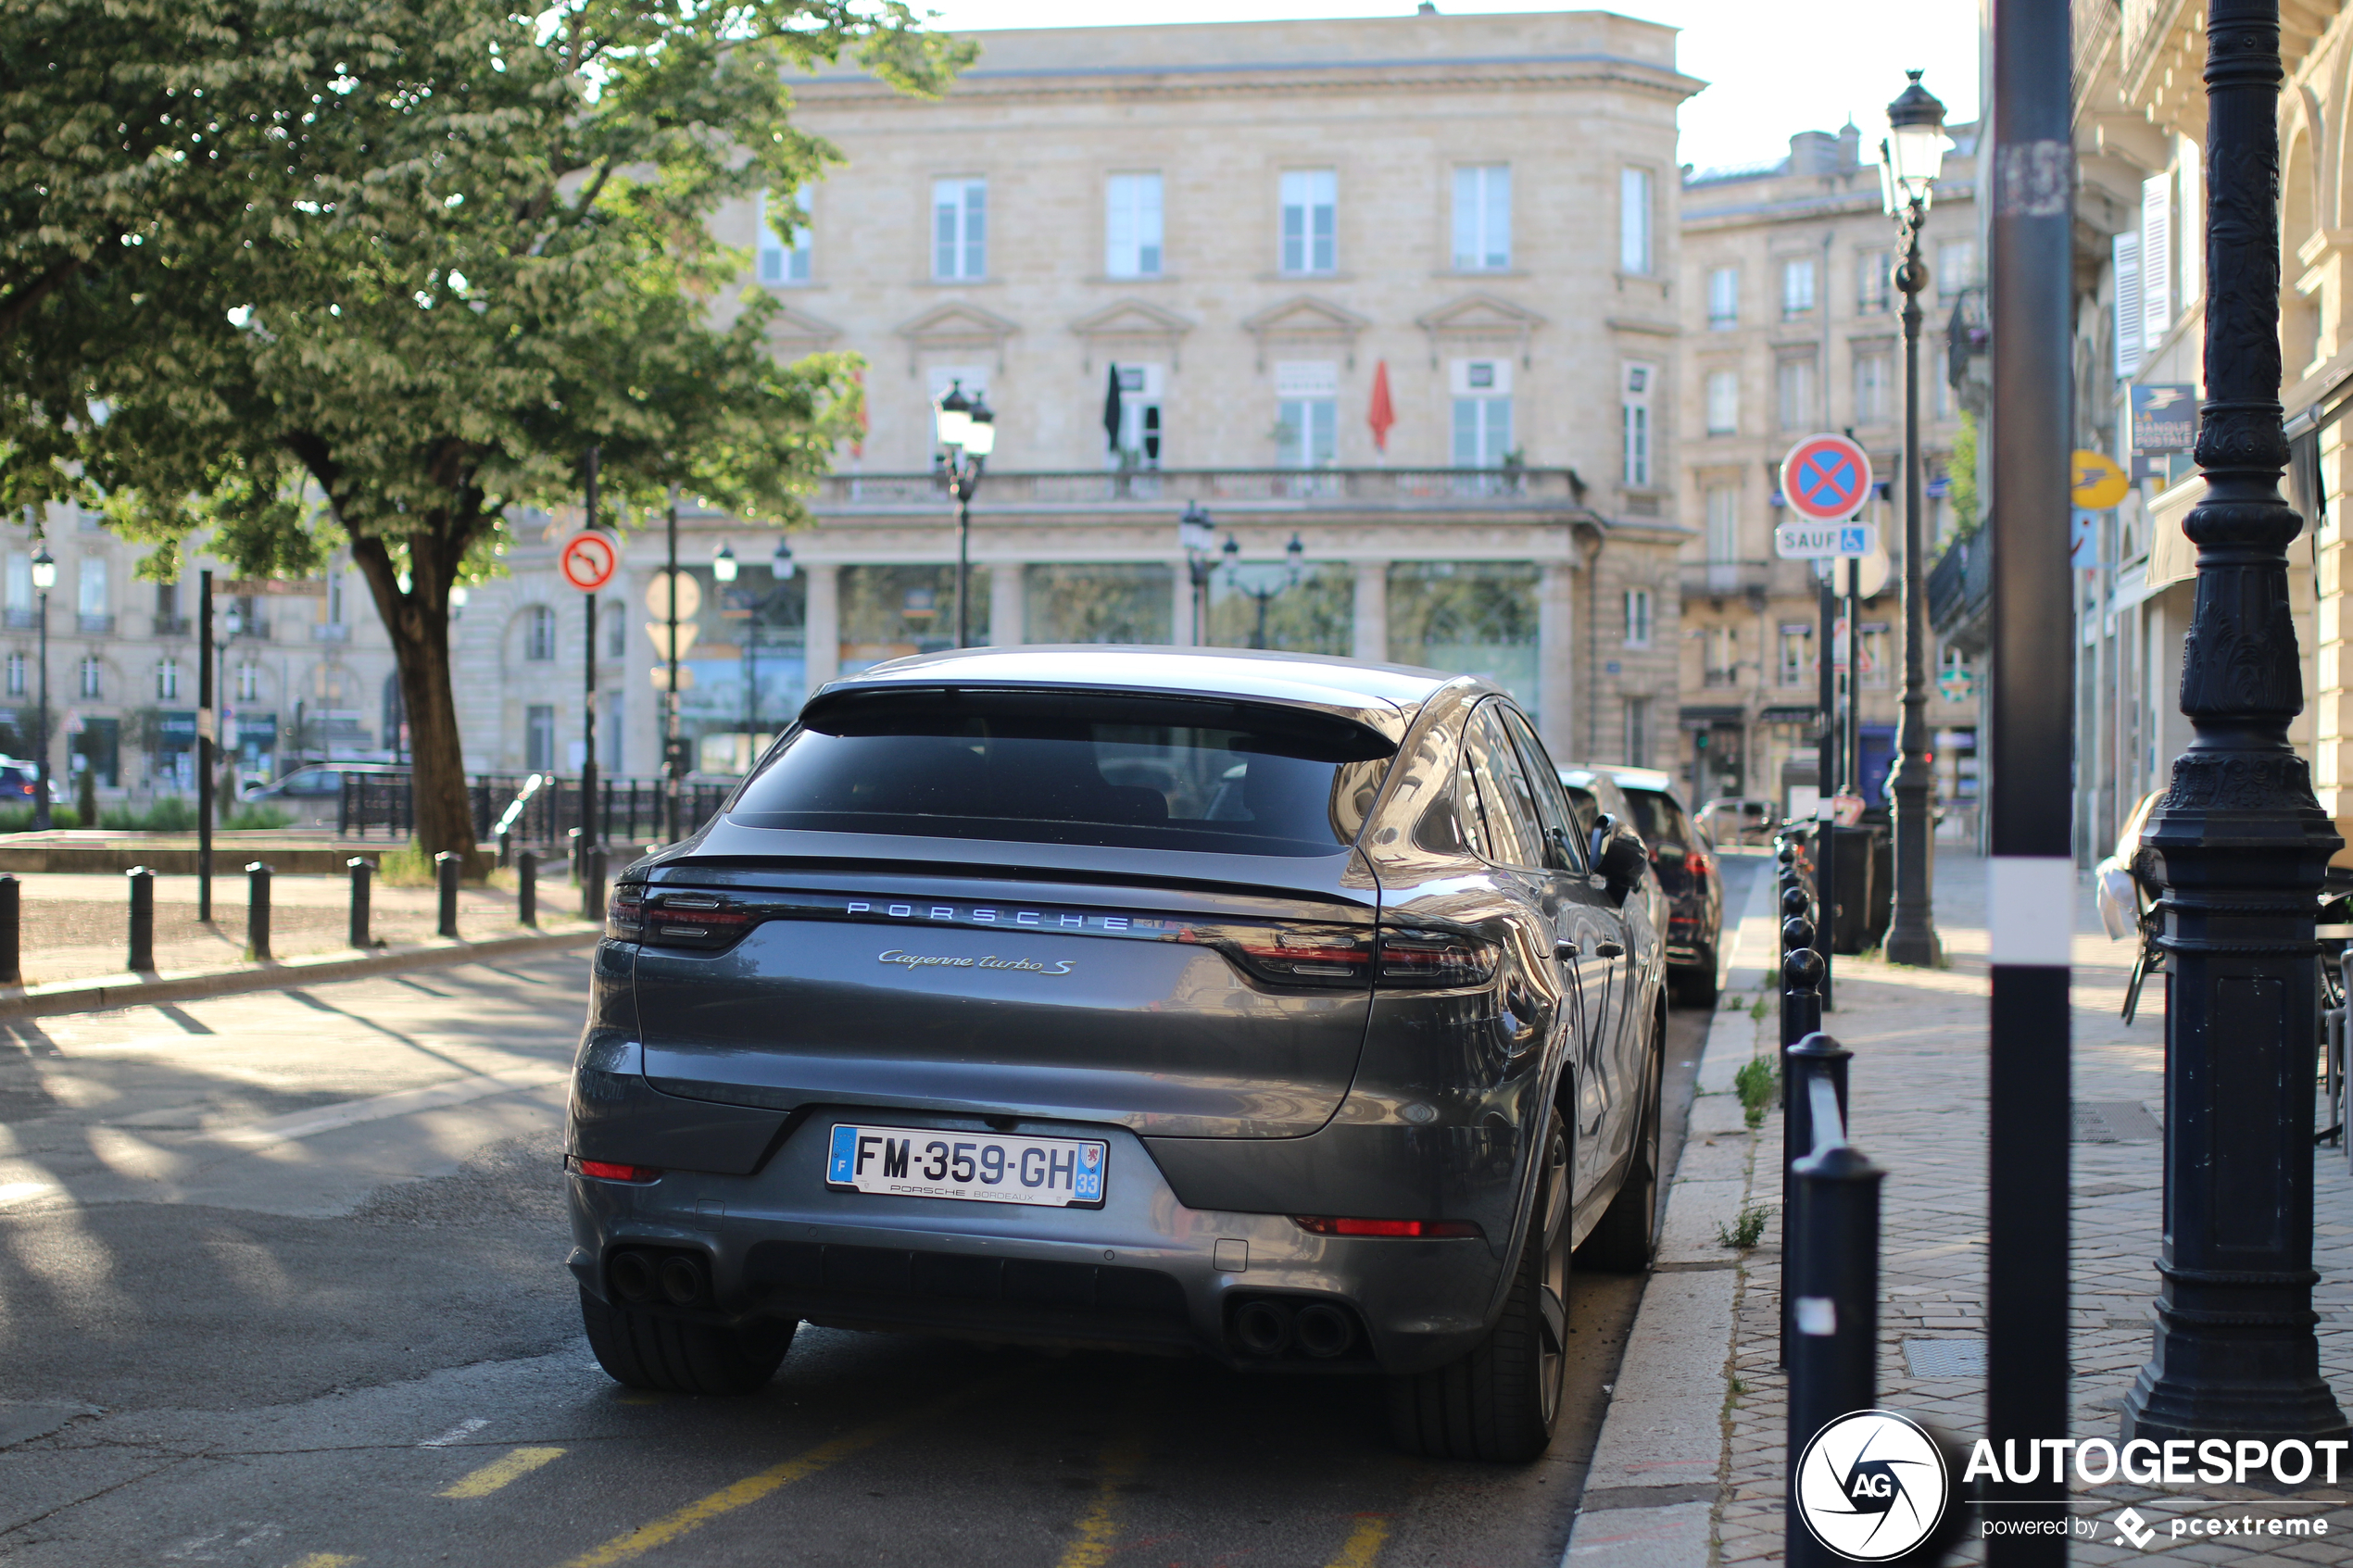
[
  {"x1": 1604, "y1": 769, "x2": 1723, "y2": 1006},
  {"x1": 570, "y1": 647, "x2": 1667, "y2": 1462}
]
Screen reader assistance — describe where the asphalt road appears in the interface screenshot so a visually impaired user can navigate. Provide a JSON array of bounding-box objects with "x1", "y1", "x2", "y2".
[{"x1": 0, "y1": 858, "x2": 1749, "y2": 1568}]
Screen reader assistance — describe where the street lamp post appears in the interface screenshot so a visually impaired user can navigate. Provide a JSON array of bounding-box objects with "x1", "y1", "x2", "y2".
[
  {"x1": 2120, "y1": 0, "x2": 2351, "y2": 1454},
  {"x1": 1180, "y1": 502, "x2": 1216, "y2": 646},
  {"x1": 1881, "y1": 72, "x2": 1946, "y2": 968},
  {"x1": 663, "y1": 487, "x2": 682, "y2": 841},
  {"x1": 31, "y1": 546, "x2": 53, "y2": 832},
  {"x1": 933, "y1": 382, "x2": 995, "y2": 648},
  {"x1": 713, "y1": 539, "x2": 797, "y2": 769},
  {"x1": 1220, "y1": 533, "x2": 1304, "y2": 649}
]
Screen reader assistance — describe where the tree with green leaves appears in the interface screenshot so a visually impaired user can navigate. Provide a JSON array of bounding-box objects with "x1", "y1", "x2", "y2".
[{"x1": 6, "y1": 0, "x2": 968, "y2": 862}]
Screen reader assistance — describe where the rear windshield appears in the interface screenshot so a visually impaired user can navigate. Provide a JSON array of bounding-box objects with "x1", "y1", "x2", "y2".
[
  {"x1": 727, "y1": 689, "x2": 1393, "y2": 857},
  {"x1": 1621, "y1": 788, "x2": 1687, "y2": 849}
]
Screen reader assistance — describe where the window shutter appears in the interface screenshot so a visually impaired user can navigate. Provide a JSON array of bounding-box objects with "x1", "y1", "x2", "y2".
[
  {"x1": 2112, "y1": 232, "x2": 2143, "y2": 378},
  {"x1": 2141, "y1": 174, "x2": 2171, "y2": 352}
]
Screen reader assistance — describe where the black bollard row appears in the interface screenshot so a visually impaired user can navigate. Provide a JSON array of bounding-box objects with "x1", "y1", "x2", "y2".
[
  {"x1": 126, "y1": 865, "x2": 155, "y2": 973},
  {"x1": 434, "y1": 851, "x2": 461, "y2": 939},
  {"x1": 246, "y1": 861, "x2": 272, "y2": 961},
  {"x1": 1776, "y1": 939, "x2": 1826, "y2": 1370},
  {"x1": 518, "y1": 849, "x2": 538, "y2": 929},
  {"x1": 0, "y1": 872, "x2": 20, "y2": 985},
  {"x1": 581, "y1": 845, "x2": 607, "y2": 924},
  {"x1": 348, "y1": 856, "x2": 372, "y2": 949}
]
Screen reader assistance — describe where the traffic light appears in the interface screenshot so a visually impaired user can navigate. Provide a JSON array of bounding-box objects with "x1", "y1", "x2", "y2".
[{"x1": 663, "y1": 736, "x2": 691, "y2": 775}]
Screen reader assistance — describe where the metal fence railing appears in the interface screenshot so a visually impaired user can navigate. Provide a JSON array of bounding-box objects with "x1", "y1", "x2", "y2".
[{"x1": 338, "y1": 772, "x2": 736, "y2": 847}]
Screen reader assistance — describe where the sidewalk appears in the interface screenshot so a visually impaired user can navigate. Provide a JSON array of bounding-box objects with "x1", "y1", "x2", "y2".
[{"x1": 1567, "y1": 853, "x2": 2353, "y2": 1565}]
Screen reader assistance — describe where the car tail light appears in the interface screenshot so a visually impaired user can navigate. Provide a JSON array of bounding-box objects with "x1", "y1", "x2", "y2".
[
  {"x1": 606, "y1": 885, "x2": 646, "y2": 941},
  {"x1": 1214, "y1": 926, "x2": 1376, "y2": 987},
  {"x1": 1687, "y1": 849, "x2": 1713, "y2": 877},
  {"x1": 1375, "y1": 928, "x2": 1499, "y2": 989},
  {"x1": 616, "y1": 890, "x2": 767, "y2": 951},
  {"x1": 1294, "y1": 1216, "x2": 1484, "y2": 1239},
  {"x1": 569, "y1": 1157, "x2": 661, "y2": 1184}
]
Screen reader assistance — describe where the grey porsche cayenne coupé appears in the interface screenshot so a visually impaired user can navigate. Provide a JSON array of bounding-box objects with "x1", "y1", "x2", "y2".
[{"x1": 568, "y1": 647, "x2": 1666, "y2": 1461}]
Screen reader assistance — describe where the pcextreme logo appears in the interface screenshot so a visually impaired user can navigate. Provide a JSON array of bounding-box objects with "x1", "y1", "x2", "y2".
[{"x1": 1793, "y1": 1410, "x2": 1951, "y2": 1562}]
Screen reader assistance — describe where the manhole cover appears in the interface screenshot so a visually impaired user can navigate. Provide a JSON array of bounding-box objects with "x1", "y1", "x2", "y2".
[{"x1": 1902, "y1": 1338, "x2": 1987, "y2": 1379}]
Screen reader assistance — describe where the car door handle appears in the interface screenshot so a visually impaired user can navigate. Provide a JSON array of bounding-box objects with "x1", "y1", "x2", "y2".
[
  {"x1": 1595, "y1": 941, "x2": 1625, "y2": 960},
  {"x1": 1554, "y1": 940, "x2": 1580, "y2": 960}
]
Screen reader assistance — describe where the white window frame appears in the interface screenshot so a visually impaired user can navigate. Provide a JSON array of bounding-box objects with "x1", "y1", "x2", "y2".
[
  {"x1": 1619, "y1": 167, "x2": 1653, "y2": 274},
  {"x1": 157, "y1": 659, "x2": 179, "y2": 701},
  {"x1": 760, "y1": 186, "x2": 812, "y2": 284},
  {"x1": 77, "y1": 557, "x2": 106, "y2": 619},
  {"x1": 1936, "y1": 239, "x2": 1978, "y2": 300},
  {"x1": 237, "y1": 662, "x2": 258, "y2": 702},
  {"x1": 525, "y1": 605, "x2": 556, "y2": 662},
  {"x1": 1854, "y1": 351, "x2": 1891, "y2": 425},
  {"x1": 1453, "y1": 165, "x2": 1511, "y2": 271},
  {"x1": 1779, "y1": 622, "x2": 1814, "y2": 686},
  {"x1": 1705, "y1": 485, "x2": 1740, "y2": 562},
  {"x1": 1705, "y1": 369, "x2": 1738, "y2": 435},
  {"x1": 1706, "y1": 265, "x2": 1738, "y2": 329},
  {"x1": 1620, "y1": 362, "x2": 1655, "y2": 487},
  {"x1": 1105, "y1": 173, "x2": 1163, "y2": 279},
  {"x1": 1857, "y1": 249, "x2": 1893, "y2": 313},
  {"x1": 78, "y1": 654, "x2": 101, "y2": 699},
  {"x1": 933, "y1": 177, "x2": 986, "y2": 281},
  {"x1": 1280, "y1": 169, "x2": 1337, "y2": 275},
  {"x1": 1776, "y1": 355, "x2": 1817, "y2": 432},
  {"x1": 1781, "y1": 257, "x2": 1817, "y2": 319},
  {"x1": 1623, "y1": 696, "x2": 1650, "y2": 764},
  {"x1": 1624, "y1": 587, "x2": 1654, "y2": 649},
  {"x1": 4, "y1": 653, "x2": 21, "y2": 697}
]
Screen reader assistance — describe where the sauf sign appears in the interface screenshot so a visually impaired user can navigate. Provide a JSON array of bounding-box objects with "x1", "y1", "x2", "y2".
[{"x1": 1776, "y1": 521, "x2": 1881, "y2": 559}]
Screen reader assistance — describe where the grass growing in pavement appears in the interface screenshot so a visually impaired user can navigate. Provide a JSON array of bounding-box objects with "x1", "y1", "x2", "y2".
[
  {"x1": 1733, "y1": 1054, "x2": 1778, "y2": 1129},
  {"x1": 1718, "y1": 1202, "x2": 1772, "y2": 1250}
]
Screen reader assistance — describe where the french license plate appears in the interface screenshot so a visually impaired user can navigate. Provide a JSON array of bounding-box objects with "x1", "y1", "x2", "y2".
[{"x1": 825, "y1": 1123, "x2": 1107, "y2": 1208}]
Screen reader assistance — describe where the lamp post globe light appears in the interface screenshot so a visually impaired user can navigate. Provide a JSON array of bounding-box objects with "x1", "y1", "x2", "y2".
[
  {"x1": 1221, "y1": 533, "x2": 1305, "y2": 650},
  {"x1": 1878, "y1": 69, "x2": 1945, "y2": 970},
  {"x1": 30, "y1": 545, "x2": 52, "y2": 832},
  {"x1": 934, "y1": 381, "x2": 993, "y2": 649},
  {"x1": 2120, "y1": 0, "x2": 2351, "y2": 1454},
  {"x1": 712, "y1": 538, "x2": 799, "y2": 769}
]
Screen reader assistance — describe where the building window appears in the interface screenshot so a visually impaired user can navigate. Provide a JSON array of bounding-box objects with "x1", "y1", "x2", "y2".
[
  {"x1": 1860, "y1": 622, "x2": 1892, "y2": 687},
  {"x1": 78, "y1": 655, "x2": 101, "y2": 699},
  {"x1": 1705, "y1": 485, "x2": 1740, "y2": 562},
  {"x1": 5, "y1": 654, "x2": 21, "y2": 697},
  {"x1": 1776, "y1": 355, "x2": 1817, "y2": 431},
  {"x1": 1624, "y1": 587, "x2": 1653, "y2": 648},
  {"x1": 1854, "y1": 351, "x2": 1891, "y2": 424},
  {"x1": 1779, "y1": 622, "x2": 1814, "y2": 685},
  {"x1": 1274, "y1": 360, "x2": 1338, "y2": 468},
  {"x1": 1110, "y1": 362, "x2": 1164, "y2": 467},
  {"x1": 760, "y1": 185, "x2": 812, "y2": 284},
  {"x1": 1621, "y1": 363, "x2": 1655, "y2": 486},
  {"x1": 932, "y1": 177, "x2": 986, "y2": 281},
  {"x1": 1105, "y1": 173, "x2": 1164, "y2": 278},
  {"x1": 1857, "y1": 249, "x2": 1893, "y2": 313},
  {"x1": 1707, "y1": 265, "x2": 1738, "y2": 329},
  {"x1": 1619, "y1": 167, "x2": 1653, "y2": 274},
  {"x1": 5, "y1": 555, "x2": 27, "y2": 614},
  {"x1": 1450, "y1": 358, "x2": 1512, "y2": 469},
  {"x1": 525, "y1": 703, "x2": 556, "y2": 772},
  {"x1": 1280, "y1": 169, "x2": 1337, "y2": 274},
  {"x1": 1781, "y1": 257, "x2": 1817, "y2": 319},
  {"x1": 77, "y1": 557, "x2": 106, "y2": 618},
  {"x1": 524, "y1": 604, "x2": 555, "y2": 662},
  {"x1": 1936, "y1": 239, "x2": 1978, "y2": 297},
  {"x1": 1703, "y1": 625, "x2": 1740, "y2": 687},
  {"x1": 237, "y1": 662, "x2": 258, "y2": 702},
  {"x1": 1453, "y1": 165, "x2": 1511, "y2": 270},
  {"x1": 157, "y1": 659, "x2": 179, "y2": 700},
  {"x1": 1623, "y1": 696, "x2": 1650, "y2": 765},
  {"x1": 1705, "y1": 369, "x2": 1739, "y2": 435}
]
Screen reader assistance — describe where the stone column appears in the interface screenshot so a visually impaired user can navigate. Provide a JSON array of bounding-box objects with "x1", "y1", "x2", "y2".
[
  {"x1": 803, "y1": 563, "x2": 840, "y2": 691},
  {"x1": 991, "y1": 562, "x2": 1026, "y2": 647},
  {"x1": 1169, "y1": 566, "x2": 1194, "y2": 647},
  {"x1": 1351, "y1": 561, "x2": 1386, "y2": 663}
]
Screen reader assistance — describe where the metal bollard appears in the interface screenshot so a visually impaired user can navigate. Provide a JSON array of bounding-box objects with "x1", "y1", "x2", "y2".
[
  {"x1": 1776, "y1": 940, "x2": 1825, "y2": 1370},
  {"x1": 567, "y1": 826, "x2": 584, "y2": 884},
  {"x1": 582, "y1": 845, "x2": 607, "y2": 924},
  {"x1": 434, "y1": 851, "x2": 460, "y2": 938},
  {"x1": 518, "y1": 849, "x2": 538, "y2": 928},
  {"x1": 1781, "y1": 1030, "x2": 1852, "y2": 1371},
  {"x1": 1779, "y1": 885, "x2": 1811, "y2": 1047},
  {"x1": 126, "y1": 866, "x2": 155, "y2": 973},
  {"x1": 498, "y1": 829, "x2": 512, "y2": 870},
  {"x1": 0, "y1": 872, "x2": 19, "y2": 985},
  {"x1": 348, "y1": 857, "x2": 372, "y2": 948},
  {"x1": 1784, "y1": 1093, "x2": 1884, "y2": 1568},
  {"x1": 246, "y1": 861, "x2": 272, "y2": 960}
]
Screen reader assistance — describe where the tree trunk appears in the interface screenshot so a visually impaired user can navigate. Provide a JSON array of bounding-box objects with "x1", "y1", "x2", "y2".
[{"x1": 349, "y1": 535, "x2": 479, "y2": 872}]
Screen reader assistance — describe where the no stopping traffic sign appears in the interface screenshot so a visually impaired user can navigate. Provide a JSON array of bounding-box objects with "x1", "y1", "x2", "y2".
[{"x1": 1779, "y1": 433, "x2": 1875, "y2": 523}]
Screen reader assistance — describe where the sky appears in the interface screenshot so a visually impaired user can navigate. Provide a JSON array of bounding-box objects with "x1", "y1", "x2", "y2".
[{"x1": 912, "y1": 0, "x2": 1982, "y2": 177}]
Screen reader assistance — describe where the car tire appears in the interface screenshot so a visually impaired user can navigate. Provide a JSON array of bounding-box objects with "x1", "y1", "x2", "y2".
[
  {"x1": 1579, "y1": 1010, "x2": 1662, "y2": 1273},
  {"x1": 579, "y1": 1286, "x2": 794, "y2": 1396},
  {"x1": 1675, "y1": 947, "x2": 1719, "y2": 1009},
  {"x1": 1387, "y1": 1104, "x2": 1569, "y2": 1463}
]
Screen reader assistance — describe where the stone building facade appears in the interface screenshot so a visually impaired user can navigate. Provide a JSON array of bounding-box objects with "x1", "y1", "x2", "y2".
[
  {"x1": 1676, "y1": 119, "x2": 1985, "y2": 824},
  {"x1": 0, "y1": 503, "x2": 398, "y2": 802},
  {"x1": 451, "y1": 10, "x2": 1699, "y2": 781}
]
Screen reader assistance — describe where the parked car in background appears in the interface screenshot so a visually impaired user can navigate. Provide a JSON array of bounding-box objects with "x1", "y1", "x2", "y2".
[
  {"x1": 241, "y1": 761, "x2": 409, "y2": 828},
  {"x1": 1558, "y1": 765, "x2": 1671, "y2": 975},
  {"x1": 1605, "y1": 769, "x2": 1724, "y2": 1007},
  {"x1": 0, "y1": 757, "x2": 55, "y2": 807},
  {"x1": 1698, "y1": 797, "x2": 1774, "y2": 847}
]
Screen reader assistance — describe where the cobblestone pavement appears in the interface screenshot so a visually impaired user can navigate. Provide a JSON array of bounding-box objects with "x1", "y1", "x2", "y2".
[{"x1": 1713, "y1": 854, "x2": 2353, "y2": 1564}]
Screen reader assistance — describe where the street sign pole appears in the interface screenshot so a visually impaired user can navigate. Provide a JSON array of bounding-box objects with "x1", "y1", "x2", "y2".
[
  {"x1": 581, "y1": 447, "x2": 599, "y2": 860},
  {"x1": 1844, "y1": 560, "x2": 1860, "y2": 807},
  {"x1": 1985, "y1": 0, "x2": 2075, "y2": 1553},
  {"x1": 1816, "y1": 571, "x2": 1837, "y2": 1010}
]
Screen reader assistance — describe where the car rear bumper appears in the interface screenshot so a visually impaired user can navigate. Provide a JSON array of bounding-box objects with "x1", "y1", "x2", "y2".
[{"x1": 566, "y1": 1110, "x2": 1504, "y2": 1376}]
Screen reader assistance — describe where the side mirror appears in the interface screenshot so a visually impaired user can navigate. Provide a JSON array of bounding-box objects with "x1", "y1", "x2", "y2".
[{"x1": 1590, "y1": 813, "x2": 1647, "y2": 897}]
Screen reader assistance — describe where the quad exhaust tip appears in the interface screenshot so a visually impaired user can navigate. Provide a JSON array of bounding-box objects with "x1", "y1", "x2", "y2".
[
  {"x1": 1293, "y1": 1303, "x2": 1354, "y2": 1358},
  {"x1": 1231, "y1": 1296, "x2": 1357, "y2": 1360},
  {"x1": 607, "y1": 1247, "x2": 709, "y2": 1309}
]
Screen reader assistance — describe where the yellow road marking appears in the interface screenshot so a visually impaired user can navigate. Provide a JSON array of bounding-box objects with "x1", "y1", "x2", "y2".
[
  {"x1": 441, "y1": 1446, "x2": 567, "y2": 1499},
  {"x1": 289, "y1": 1555, "x2": 361, "y2": 1568},
  {"x1": 1053, "y1": 1401, "x2": 1155, "y2": 1568},
  {"x1": 558, "y1": 1377, "x2": 1008, "y2": 1568},
  {"x1": 1323, "y1": 1513, "x2": 1392, "y2": 1568}
]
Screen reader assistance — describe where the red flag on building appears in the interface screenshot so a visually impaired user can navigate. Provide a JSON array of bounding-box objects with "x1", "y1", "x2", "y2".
[{"x1": 1367, "y1": 359, "x2": 1396, "y2": 455}]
